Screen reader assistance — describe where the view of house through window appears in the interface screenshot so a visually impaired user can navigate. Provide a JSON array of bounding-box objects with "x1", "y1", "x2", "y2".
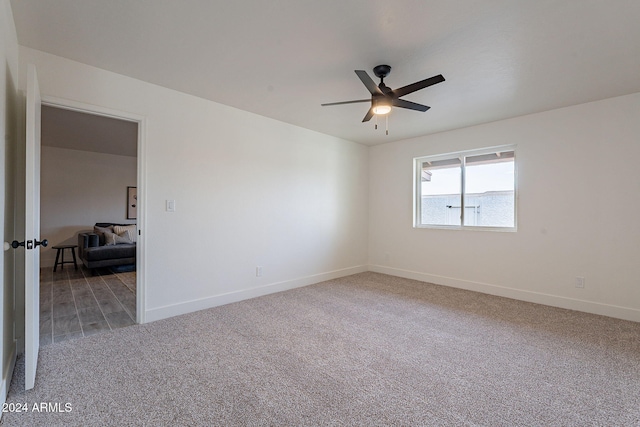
[{"x1": 415, "y1": 147, "x2": 515, "y2": 229}]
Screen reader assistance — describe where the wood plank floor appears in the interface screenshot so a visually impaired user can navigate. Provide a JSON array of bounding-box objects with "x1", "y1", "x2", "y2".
[{"x1": 39, "y1": 266, "x2": 136, "y2": 346}]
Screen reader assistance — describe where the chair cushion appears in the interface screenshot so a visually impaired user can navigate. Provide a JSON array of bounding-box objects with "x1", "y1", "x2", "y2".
[
  {"x1": 113, "y1": 224, "x2": 137, "y2": 243},
  {"x1": 83, "y1": 244, "x2": 136, "y2": 261},
  {"x1": 93, "y1": 225, "x2": 113, "y2": 245},
  {"x1": 104, "y1": 231, "x2": 133, "y2": 246}
]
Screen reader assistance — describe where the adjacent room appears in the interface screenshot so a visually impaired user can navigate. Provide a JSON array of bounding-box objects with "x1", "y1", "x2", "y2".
[
  {"x1": 39, "y1": 105, "x2": 138, "y2": 345},
  {"x1": 1, "y1": 1, "x2": 639, "y2": 425}
]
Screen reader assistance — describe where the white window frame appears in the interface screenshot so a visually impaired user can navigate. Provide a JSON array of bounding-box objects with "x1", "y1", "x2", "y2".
[{"x1": 413, "y1": 145, "x2": 517, "y2": 231}]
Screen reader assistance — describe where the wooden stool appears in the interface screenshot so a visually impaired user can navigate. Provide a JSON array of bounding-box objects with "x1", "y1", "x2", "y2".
[{"x1": 53, "y1": 244, "x2": 78, "y2": 272}]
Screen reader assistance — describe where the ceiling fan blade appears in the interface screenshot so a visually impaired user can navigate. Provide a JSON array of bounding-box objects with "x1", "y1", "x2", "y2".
[
  {"x1": 393, "y1": 74, "x2": 445, "y2": 98},
  {"x1": 392, "y1": 98, "x2": 431, "y2": 112},
  {"x1": 321, "y1": 99, "x2": 371, "y2": 107},
  {"x1": 355, "y1": 70, "x2": 384, "y2": 96},
  {"x1": 362, "y1": 107, "x2": 374, "y2": 122}
]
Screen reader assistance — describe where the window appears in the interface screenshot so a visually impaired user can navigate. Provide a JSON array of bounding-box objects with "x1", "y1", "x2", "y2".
[{"x1": 414, "y1": 146, "x2": 516, "y2": 230}]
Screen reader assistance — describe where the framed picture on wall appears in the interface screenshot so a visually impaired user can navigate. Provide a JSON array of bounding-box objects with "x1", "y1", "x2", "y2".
[{"x1": 127, "y1": 186, "x2": 137, "y2": 219}]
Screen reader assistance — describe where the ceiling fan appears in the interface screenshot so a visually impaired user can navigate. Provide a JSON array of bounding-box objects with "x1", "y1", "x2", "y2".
[{"x1": 321, "y1": 65, "x2": 445, "y2": 128}]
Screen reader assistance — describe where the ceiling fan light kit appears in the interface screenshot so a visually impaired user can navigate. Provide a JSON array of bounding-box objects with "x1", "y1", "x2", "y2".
[
  {"x1": 322, "y1": 64, "x2": 445, "y2": 135},
  {"x1": 372, "y1": 101, "x2": 391, "y2": 115}
]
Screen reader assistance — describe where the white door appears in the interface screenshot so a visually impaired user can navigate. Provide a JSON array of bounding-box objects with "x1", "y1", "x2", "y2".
[{"x1": 25, "y1": 64, "x2": 44, "y2": 390}]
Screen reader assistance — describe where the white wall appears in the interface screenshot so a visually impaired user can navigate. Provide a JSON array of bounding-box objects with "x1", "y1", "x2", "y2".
[
  {"x1": 19, "y1": 41, "x2": 638, "y2": 329},
  {"x1": 40, "y1": 146, "x2": 137, "y2": 267},
  {"x1": 369, "y1": 92, "x2": 640, "y2": 321},
  {"x1": 19, "y1": 46, "x2": 369, "y2": 322},
  {"x1": 1, "y1": 0, "x2": 18, "y2": 407}
]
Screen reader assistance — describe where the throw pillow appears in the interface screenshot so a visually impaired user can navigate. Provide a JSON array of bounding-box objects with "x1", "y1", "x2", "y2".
[
  {"x1": 94, "y1": 225, "x2": 114, "y2": 246},
  {"x1": 103, "y1": 231, "x2": 133, "y2": 246},
  {"x1": 113, "y1": 224, "x2": 137, "y2": 243}
]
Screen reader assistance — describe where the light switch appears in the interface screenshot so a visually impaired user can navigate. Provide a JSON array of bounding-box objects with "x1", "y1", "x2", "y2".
[{"x1": 166, "y1": 200, "x2": 176, "y2": 212}]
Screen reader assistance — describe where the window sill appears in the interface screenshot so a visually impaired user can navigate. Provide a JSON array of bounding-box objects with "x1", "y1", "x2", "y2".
[{"x1": 414, "y1": 224, "x2": 517, "y2": 232}]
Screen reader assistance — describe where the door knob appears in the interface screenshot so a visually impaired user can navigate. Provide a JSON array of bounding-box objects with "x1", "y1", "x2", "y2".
[{"x1": 10, "y1": 239, "x2": 48, "y2": 249}]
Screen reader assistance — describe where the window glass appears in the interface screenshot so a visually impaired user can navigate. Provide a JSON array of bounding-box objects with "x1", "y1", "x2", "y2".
[
  {"x1": 421, "y1": 163, "x2": 461, "y2": 226},
  {"x1": 464, "y1": 155, "x2": 515, "y2": 227}
]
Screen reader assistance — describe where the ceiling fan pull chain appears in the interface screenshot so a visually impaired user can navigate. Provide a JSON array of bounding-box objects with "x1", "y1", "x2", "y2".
[
  {"x1": 386, "y1": 115, "x2": 389, "y2": 135},
  {"x1": 375, "y1": 114, "x2": 378, "y2": 130}
]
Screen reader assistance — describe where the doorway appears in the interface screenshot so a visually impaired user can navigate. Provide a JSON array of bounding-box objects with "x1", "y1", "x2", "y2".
[{"x1": 37, "y1": 101, "x2": 145, "y2": 345}]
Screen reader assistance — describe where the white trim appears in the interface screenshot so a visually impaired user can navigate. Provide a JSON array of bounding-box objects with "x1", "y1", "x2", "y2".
[
  {"x1": 40, "y1": 95, "x2": 147, "y2": 324},
  {"x1": 145, "y1": 265, "x2": 368, "y2": 323},
  {"x1": 368, "y1": 264, "x2": 640, "y2": 323},
  {"x1": 40, "y1": 96, "x2": 144, "y2": 123},
  {"x1": 135, "y1": 112, "x2": 147, "y2": 324},
  {"x1": 0, "y1": 343, "x2": 17, "y2": 417}
]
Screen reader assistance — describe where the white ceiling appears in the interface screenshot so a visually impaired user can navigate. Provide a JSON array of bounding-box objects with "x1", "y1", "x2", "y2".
[{"x1": 11, "y1": 0, "x2": 640, "y2": 146}]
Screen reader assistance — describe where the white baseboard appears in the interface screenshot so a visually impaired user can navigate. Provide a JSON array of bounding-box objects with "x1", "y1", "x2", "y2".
[
  {"x1": 144, "y1": 264, "x2": 640, "y2": 324},
  {"x1": 368, "y1": 265, "x2": 640, "y2": 323},
  {"x1": 0, "y1": 342, "x2": 17, "y2": 418},
  {"x1": 145, "y1": 265, "x2": 368, "y2": 323}
]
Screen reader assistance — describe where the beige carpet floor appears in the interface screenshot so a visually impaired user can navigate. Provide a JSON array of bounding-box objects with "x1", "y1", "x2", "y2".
[{"x1": 2, "y1": 272, "x2": 639, "y2": 426}]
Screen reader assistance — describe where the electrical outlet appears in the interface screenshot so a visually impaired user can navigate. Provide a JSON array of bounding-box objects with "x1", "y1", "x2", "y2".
[
  {"x1": 256, "y1": 266, "x2": 263, "y2": 277},
  {"x1": 575, "y1": 277, "x2": 585, "y2": 288}
]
